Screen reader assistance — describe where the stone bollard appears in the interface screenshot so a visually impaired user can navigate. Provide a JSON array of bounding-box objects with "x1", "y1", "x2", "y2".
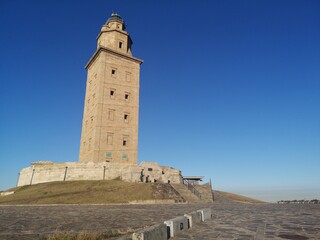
[
  {"x1": 184, "y1": 211, "x2": 202, "y2": 228},
  {"x1": 132, "y1": 223, "x2": 167, "y2": 240},
  {"x1": 164, "y1": 216, "x2": 188, "y2": 238},
  {"x1": 197, "y1": 208, "x2": 212, "y2": 222}
]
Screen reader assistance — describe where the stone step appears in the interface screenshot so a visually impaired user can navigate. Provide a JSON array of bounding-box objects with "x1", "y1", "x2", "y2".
[
  {"x1": 152, "y1": 183, "x2": 186, "y2": 203},
  {"x1": 170, "y1": 184, "x2": 203, "y2": 203}
]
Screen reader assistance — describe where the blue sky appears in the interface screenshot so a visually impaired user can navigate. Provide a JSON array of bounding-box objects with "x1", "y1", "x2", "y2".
[{"x1": 0, "y1": 0, "x2": 319, "y2": 202}]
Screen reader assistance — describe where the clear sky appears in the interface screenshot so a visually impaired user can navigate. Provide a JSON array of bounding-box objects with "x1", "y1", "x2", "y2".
[{"x1": 0, "y1": 0, "x2": 319, "y2": 202}]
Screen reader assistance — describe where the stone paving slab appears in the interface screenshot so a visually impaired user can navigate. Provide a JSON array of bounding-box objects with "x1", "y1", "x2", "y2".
[
  {"x1": 0, "y1": 204, "x2": 210, "y2": 240},
  {"x1": 1, "y1": 196, "x2": 320, "y2": 240},
  {"x1": 172, "y1": 201, "x2": 320, "y2": 240}
]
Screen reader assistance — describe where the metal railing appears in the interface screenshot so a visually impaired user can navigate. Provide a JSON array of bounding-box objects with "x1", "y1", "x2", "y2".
[
  {"x1": 168, "y1": 183, "x2": 187, "y2": 203},
  {"x1": 183, "y1": 179, "x2": 202, "y2": 199}
]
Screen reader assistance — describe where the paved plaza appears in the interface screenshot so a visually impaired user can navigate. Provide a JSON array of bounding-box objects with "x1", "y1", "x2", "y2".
[
  {"x1": 173, "y1": 193, "x2": 320, "y2": 239},
  {"x1": 0, "y1": 203, "x2": 210, "y2": 239},
  {"x1": 0, "y1": 193, "x2": 319, "y2": 239}
]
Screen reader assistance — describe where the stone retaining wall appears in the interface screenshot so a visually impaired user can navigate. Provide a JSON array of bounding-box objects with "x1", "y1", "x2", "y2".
[{"x1": 17, "y1": 161, "x2": 182, "y2": 187}]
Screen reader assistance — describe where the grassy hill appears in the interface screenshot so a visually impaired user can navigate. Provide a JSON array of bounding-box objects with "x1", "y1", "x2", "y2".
[
  {"x1": 0, "y1": 180, "x2": 156, "y2": 205},
  {"x1": 0, "y1": 180, "x2": 264, "y2": 205},
  {"x1": 215, "y1": 190, "x2": 266, "y2": 204}
]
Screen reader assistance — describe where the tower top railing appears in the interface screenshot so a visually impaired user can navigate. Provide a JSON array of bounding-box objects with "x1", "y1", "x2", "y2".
[{"x1": 106, "y1": 13, "x2": 126, "y2": 28}]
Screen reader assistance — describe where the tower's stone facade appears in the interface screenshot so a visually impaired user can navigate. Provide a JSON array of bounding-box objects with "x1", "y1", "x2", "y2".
[
  {"x1": 79, "y1": 14, "x2": 143, "y2": 164},
  {"x1": 16, "y1": 14, "x2": 184, "y2": 187}
]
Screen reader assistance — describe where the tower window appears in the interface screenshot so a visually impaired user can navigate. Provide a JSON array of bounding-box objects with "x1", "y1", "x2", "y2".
[
  {"x1": 119, "y1": 42, "x2": 123, "y2": 49},
  {"x1": 124, "y1": 113, "x2": 129, "y2": 123},
  {"x1": 111, "y1": 68, "x2": 117, "y2": 78},
  {"x1": 106, "y1": 152, "x2": 112, "y2": 158},
  {"x1": 110, "y1": 89, "x2": 116, "y2": 99},
  {"x1": 124, "y1": 93, "x2": 130, "y2": 101},
  {"x1": 122, "y1": 136, "x2": 128, "y2": 146}
]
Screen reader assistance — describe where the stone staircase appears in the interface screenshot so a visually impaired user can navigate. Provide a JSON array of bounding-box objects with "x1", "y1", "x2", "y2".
[
  {"x1": 152, "y1": 183, "x2": 186, "y2": 203},
  {"x1": 170, "y1": 183, "x2": 203, "y2": 203},
  {"x1": 194, "y1": 183, "x2": 214, "y2": 203}
]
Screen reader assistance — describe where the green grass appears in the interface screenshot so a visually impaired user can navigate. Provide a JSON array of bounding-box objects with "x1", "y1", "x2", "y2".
[{"x1": 0, "y1": 180, "x2": 154, "y2": 205}]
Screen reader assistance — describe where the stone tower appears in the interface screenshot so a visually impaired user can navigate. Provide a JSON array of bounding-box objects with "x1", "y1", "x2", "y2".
[{"x1": 79, "y1": 14, "x2": 143, "y2": 164}]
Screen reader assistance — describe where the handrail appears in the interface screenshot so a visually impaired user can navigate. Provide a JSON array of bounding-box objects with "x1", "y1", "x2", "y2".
[
  {"x1": 168, "y1": 183, "x2": 186, "y2": 203},
  {"x1": 183, "y1": 179, "x2": 202, "y2": 199},
  {"x1": 210, "y1": 178, "x2": 214, "y2": 200}
]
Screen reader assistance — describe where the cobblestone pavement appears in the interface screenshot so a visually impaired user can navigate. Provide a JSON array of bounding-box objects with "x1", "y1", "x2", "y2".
[
  {"x1": 1, "y1": 194, "x2": 319, "y2": 240},
  {"x1": 0, "y1": 203, "x2": 210, "y2": 239},
  {"x1": 173, "y1": 193, "x2": 320, "y2": 240}
]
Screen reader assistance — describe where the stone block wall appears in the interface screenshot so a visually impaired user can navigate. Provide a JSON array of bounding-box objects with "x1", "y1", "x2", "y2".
[{"x1": 17, "y1": 161, "x2": 182, "y2": 187}]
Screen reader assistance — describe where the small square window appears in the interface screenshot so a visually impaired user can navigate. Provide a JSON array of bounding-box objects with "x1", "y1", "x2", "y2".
[
  {"x1": 119, "y1": 42, "x2": 123, "y2": 49},
  {"x1": 123, "y1": 140, "x2": 127, "y2": 146},
  {"x1": 106, "y1": 152, "x2": 112, "y2": 158},
  {"x1": 111, "y1": 69, "x2": 116, "y2": 75},
  {"x1": 110, "y1": 90, "x2": 115, "y2": 96},
  {"x1": 122, "y1": 153, "x2": 128, "y2": 159}
]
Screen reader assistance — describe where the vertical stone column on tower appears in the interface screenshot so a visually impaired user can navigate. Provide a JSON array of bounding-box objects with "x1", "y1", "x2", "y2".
[{"x1": 79, "y1": 14, "x2": 143, "y2": 164}]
